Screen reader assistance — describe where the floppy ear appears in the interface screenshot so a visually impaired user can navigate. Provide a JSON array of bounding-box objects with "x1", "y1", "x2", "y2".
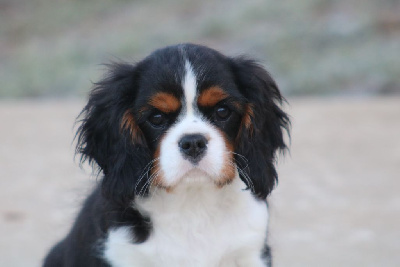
[
  {"x1": 231, "y1": 57, "x2": 290, "y2": 199},
  {"x1": 76, "y1": 63, "x2": 152, "y2": 205}
]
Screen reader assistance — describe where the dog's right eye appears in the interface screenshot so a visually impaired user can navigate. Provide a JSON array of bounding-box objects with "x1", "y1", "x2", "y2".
[
  {"x1": 148, "y1": 111, "x2": 167, "y2": 127},
  {"x1": 215, "y1": 105, "x2": 231, "y2": 121}
]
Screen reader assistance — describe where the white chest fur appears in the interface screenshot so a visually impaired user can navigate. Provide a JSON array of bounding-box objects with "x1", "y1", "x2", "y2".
[{"x1": 103, "y1": 176, "x2": 269, "y2": 267}]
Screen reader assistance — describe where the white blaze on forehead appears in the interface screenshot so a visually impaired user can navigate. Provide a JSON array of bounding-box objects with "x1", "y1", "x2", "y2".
[
  {"x1": 157, "y1": 59, "x2": 231, "y2": 186},
  {"x1": 182, "y1": 61, "x2": 197, "y2": 116}
]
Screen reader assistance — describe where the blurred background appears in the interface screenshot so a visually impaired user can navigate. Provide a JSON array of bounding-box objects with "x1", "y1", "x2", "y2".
[
  {"x1": 1, "y1": 0, "x2": 399, "y2": 266},
  {"x1": 2, "y1": 0, "x2": 400, "y2": 98}
]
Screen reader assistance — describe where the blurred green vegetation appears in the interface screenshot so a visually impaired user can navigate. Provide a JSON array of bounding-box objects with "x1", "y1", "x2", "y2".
[{"x1": 1, "y1": 0, "x2": 399, "y2": 98}]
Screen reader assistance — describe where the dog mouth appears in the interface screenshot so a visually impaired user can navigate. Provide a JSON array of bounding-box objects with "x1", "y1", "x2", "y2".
[
  {"x1": 157, "y1": 164, "x2": 236, "y2": 192},
  {"x1": 162, "y1": 167, "x2": 211, "y2": 189}
]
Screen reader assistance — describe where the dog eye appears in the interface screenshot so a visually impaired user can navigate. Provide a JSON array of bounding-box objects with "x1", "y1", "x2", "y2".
[
  {"x1": 215, "y1": 105, "x2": 231, "y2": 121},
  {"x1": 148, "y1": 112, "x2": 166, "y2": 127}
]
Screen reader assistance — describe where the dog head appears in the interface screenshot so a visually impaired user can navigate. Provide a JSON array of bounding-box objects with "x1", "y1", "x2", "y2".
[{"x1": 76, "y1": 44, "x2": 289, "y2": 205}]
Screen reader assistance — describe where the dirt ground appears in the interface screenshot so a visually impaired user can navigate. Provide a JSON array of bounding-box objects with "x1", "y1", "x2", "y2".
[{"x1": 1, "y1": 98, "x2": 399, "y2": 267}]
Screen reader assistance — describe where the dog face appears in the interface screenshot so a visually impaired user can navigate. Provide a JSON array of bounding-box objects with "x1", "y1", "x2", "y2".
[
  {"x1": 77, "y1": 44, "x2": 289, "y2": 205},
  {"x1": 131, "y1": 55, "x2": 245, "y2": 190}
]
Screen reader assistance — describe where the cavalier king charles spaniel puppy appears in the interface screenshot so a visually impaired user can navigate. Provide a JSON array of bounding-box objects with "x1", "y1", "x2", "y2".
[{"x1": 43, "y1": 43, "x2": 290, "y2": 267}]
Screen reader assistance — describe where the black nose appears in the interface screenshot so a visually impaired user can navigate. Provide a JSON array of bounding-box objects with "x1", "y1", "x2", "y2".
[{"x1": 178, "y1": 134, "x2": 208, "y2": 163}]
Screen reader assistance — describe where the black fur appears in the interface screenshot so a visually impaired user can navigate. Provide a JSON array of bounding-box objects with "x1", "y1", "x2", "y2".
[
  {"x1": 43, "y1": 44, "x2": 289, "y2": 267},
  {"x1": 231, "y1": 57, "x2": 290, "y2": 199},
  {"x1": 76, "y1": 62, "x2": 153, "y2": 205}
]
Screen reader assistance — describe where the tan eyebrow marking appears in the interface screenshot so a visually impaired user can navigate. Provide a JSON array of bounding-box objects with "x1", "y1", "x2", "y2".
[
  {"x1": 197, "y1": 86, "x2": 229, "y2": 107},
  {"x1": 148, "y1": 92, "x2": 181, "y2": 113}
]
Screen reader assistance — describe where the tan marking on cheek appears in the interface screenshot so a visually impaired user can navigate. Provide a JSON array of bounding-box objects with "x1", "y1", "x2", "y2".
[
  {"x1": 215, "y1": 131, "x2": 236, "y2": 188},
  {"x1": 121, "y1": 110, "x2": 145, "y2": 144},
  {"x1": 235, "y1": 103, "x2": 254, "y2": 145},
  {"x1": 150, "y1": 136, "x2": 174, "y2": 193},
  {"x1": 243, "y1": 104, "x2": 254, "y2": 132},
  {"x1": 149, "y1": 92, "x2": 181, "y2": 113},
  {"x1": 232, "y1": 101, "x2": 243, "y2": 111},
  {"x1": 198, "y1": 86, "x2": 229, "y2": 107}
]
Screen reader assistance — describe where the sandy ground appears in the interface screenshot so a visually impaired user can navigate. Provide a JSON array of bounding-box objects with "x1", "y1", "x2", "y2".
[{"x1": 0, "y1": 98, "x2": 399, "y2": 267}]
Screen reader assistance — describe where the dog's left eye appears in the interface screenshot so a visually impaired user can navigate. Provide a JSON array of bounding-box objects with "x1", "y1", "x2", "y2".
[
  {"x1": 148, "y1": 112, "x2": 167, "y2": 127},
  {"x1": 215, "y1": 105, "x2": 231, "y2": 121}
]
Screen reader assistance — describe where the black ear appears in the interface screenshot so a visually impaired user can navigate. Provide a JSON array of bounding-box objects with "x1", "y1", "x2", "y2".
[
  {"x1": 76, "y1": 63, "x2": 152, "y2": 205},
  {"x1": 231, "y1": 57, "x2": 290, "y2": 199}
]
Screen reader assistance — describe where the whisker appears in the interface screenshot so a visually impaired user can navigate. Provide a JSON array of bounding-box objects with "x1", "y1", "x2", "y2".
[
  {"x1": 135, "y1": 158, "x2": 160, "y2": 192},
  {"x1": 226, "y1": 151, "x2": 250, "y2": 171},
  {"x1": 138, "y1": 178, "x2": 152, "y2": 197},
  {"x1": 230, "y1": 152, "x2": 249, "y2": 163},
  {"x1": 138, "y1": 167, "x2": 161, "y2": 197},
  {"x1": 229, "y1": 160, "x2": 254, "y2": 192},
  {"x1": 148, "y1": 173, "x2": 162, "y2": 202}
]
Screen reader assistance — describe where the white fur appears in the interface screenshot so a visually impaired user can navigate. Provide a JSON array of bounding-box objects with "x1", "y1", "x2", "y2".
[
  {"x1": 103, "y1": 174, "x2": 269, "y2": 267},
  {"x1": 159, "y1": 61, "x2": 228, "y2": 186},
  {"x1": 183, "y1": 60, "x2": 197, "y2": 116},
  {"x1": 159, "y1": 115, "x2": 226, "y2": 186}
]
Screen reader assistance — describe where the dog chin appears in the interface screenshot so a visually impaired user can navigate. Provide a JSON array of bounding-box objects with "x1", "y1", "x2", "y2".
[
  {"x1": 181, "y1": 168, "x2": 214, "y2": 184},
  {"x1": 165, "y1": 166, "x2": 227, "y2": 190}
]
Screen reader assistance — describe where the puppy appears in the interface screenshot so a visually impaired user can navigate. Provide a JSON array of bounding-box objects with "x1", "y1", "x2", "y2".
[{"x1": 43, "y1": 43, "x2": 290, "y2": 267}]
